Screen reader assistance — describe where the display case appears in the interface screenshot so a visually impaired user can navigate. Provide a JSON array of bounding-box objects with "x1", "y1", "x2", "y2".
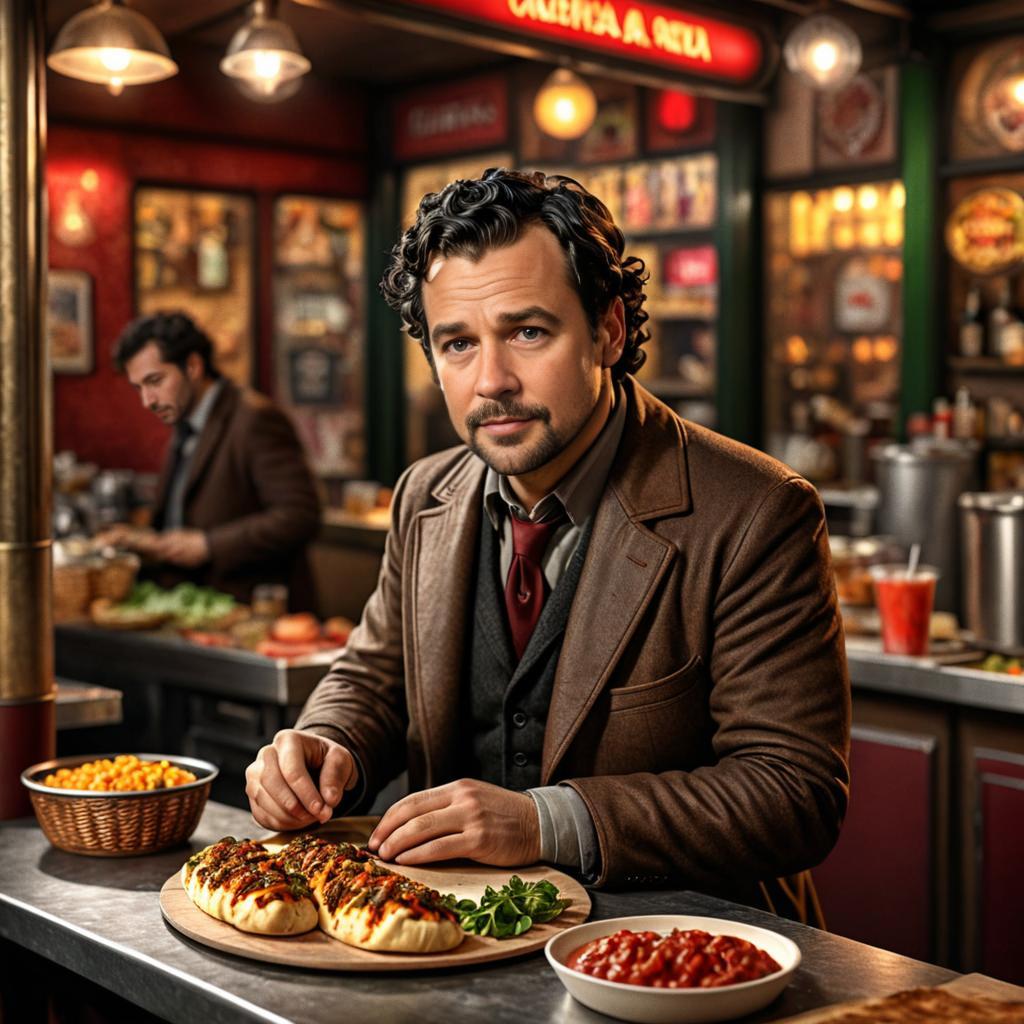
[
  {"x1": 763, "y1": 181, "x2": 904, "y2": 483},
  {"x1": 134, "y1": 186, "x2": 255, "y2": 387},
  {"x1": 272, "y1": 195, "x2": 366, "y2": 478},
  {"x1": 943, "y1": 35, "x2": 1024, "y2": 490}
]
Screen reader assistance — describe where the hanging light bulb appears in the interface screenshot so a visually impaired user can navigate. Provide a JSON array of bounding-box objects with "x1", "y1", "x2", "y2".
[
  {"x1": 783, "y1": 15, "x2": 862, "y2": 91},
  {"x1": 533, "y1": 68, "x2": 597, "y2": 140},
  {"x1": 47, "y1": 1, "x2": 177, "y2": 94},
  {"x1": 220, "y1": 0, "x2": 310, "y2": 102}
]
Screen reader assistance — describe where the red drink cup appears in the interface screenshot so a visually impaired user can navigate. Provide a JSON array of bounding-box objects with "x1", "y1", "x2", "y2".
[{"x1": 869, "y1": 564, "x2": 940, "y2": 657}]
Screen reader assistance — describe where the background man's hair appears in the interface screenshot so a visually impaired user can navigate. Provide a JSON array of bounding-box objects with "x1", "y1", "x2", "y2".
[
  {"x1": 379, "y1": 168, "x2": 649, "y2": 380},
  {"x1": 113, "y1": 311, "x2": 220, "y2": 379}
]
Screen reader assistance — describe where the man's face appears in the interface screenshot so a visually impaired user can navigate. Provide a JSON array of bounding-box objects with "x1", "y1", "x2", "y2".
[
  {"x1": 422, "y1": 225, "x2": 623, "y2": 479},
  {"x1": 124, "y1": 341, "x2": 199, "y2": 427}
]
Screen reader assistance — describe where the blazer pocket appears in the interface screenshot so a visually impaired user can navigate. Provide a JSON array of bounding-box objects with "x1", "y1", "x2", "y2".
[{"x1": 608, "y1": 655, "x2": 704, "y2": 713}]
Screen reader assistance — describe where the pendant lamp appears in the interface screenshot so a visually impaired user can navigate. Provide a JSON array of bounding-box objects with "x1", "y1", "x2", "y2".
[
  {"x1": 533, "y1": 68, "x2": 598, "y2": 140},
  {"x1": 47, "y1": 0, "x2": 177, "y2": 96},
  {"x1": 220, "y1": 0, "x2": 310, "y2": 102},
  {"x1": 783, "y1": 14, "x2": 862, "y2": 91}
]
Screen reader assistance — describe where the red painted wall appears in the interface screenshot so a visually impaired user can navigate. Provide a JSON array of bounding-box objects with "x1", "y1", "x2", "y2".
[{"x1": 48, "y1": 125, "x2": 369, "y2": 472}]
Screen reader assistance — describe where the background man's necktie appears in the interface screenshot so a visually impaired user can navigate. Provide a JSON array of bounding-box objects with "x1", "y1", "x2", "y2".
[
  {"x1": 153, "y1": 420, "x2": 194, "y2": 530},
  {"x1": 504, "y1": 514, "x2": 561, "y2": 661}
]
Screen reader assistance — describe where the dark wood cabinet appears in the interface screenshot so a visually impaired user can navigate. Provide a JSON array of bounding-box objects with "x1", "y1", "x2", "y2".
[
  {"x1": 958, "y1": 716, "x2": 1024, "y2": 984},
  {"x1": 812, "y1": 696, "x2": 950, "y2": 964}
]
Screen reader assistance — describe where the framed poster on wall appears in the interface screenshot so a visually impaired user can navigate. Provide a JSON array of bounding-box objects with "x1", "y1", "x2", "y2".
[
  {"x1": 134, "y1": 186, "x2": 255, "y2": 387},
  {"x1": 48, "y1": 269, "x2": 93, "y2": 375},
  {"x1": 273, "y1": 195, "x2": 366, "y2": 478}
]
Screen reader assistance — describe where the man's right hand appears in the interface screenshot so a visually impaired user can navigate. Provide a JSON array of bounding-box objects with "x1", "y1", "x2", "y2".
[{"x1": 245, "y1": 729, "x2": 359, "y2": 831}]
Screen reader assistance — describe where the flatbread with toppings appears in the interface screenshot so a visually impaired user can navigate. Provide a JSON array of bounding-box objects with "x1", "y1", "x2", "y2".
[
  {"x1": 280, "y1": 834, "x2": 463, "y2": 954},
  {"x1": 807, "y1": 987, "x2": 1024, "y2": 1023},
  {"x1": 181, "y1": 836, "x2": 317, "y2": 936}
]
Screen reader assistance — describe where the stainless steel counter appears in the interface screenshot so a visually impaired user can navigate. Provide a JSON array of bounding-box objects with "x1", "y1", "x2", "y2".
[
  {"x1": 846, "y1": 643, "x2": 1024, "y2": 715},
  {"x1": 0, "y1": 802, "x2": 959, "y2": 1024},
  {"x1": 55, "y1": 679, "x2": 122, "y2": 731},
  {"x1": 56, "y1": 623, "x2": 335, "y2": 707}
]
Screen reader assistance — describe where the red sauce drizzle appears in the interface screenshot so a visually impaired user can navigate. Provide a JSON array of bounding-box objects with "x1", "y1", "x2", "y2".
[{"x1": 566, "y1": 928, "x2": 782, "y2": 989}]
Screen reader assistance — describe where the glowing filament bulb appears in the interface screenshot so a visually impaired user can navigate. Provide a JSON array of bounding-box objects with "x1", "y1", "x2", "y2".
[
  {"x1": 253, "y1": 50, "x2": 282, "y2": 80},
  {"x1": 99, "y1": 48, "x2": 131, "y2": 72},
  {"x1": 810, "y1": 41, "x2": 839, "y2": 72}
]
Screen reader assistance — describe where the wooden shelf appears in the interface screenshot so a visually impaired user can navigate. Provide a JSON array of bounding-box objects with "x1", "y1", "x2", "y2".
[
  {"x1": 985, "y1": 436, "x2": 1024, "y2": 451},
  {"x1": 949, "y1": 357, "x2": 1024, "y2": 376}
]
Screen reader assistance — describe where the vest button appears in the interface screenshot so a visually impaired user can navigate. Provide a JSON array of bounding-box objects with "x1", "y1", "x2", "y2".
[
  {"x1": 512, "y1": 712, "x2": 528, "y2": 728},
  {"x1": 512, "y1": 752, "x2": 528, "y2": 767}
]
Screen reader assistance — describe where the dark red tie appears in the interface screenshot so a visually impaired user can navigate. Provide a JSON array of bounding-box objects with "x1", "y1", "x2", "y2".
[{"x1": 504, "y1": 515, "x2": 561, "y2": 661}]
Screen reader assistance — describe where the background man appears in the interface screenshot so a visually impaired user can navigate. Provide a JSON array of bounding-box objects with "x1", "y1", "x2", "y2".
[
  {"x1": 107, "y1": 311, "x2": 321, "y2": 606},
  {"x1": 245, "y1": 170, "x2": 850, "y2": 919}
]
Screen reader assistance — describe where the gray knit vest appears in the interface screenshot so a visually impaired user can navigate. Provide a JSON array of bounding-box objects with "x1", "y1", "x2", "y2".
[{"x1": 459, "y1": 512, "x2": 594, "y2": 790}]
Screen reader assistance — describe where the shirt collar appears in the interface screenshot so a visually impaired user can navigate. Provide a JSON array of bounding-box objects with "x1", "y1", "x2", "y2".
[
  {"x1": 483, "y1": 381, "x2": 627, "y2": 529},
  {"x1": 186, "y1": 378, "x2": 223, "y2": 437}
]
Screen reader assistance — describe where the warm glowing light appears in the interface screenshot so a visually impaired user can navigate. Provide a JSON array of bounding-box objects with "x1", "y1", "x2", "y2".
[
  {"x1": 533, "y1": 68, "x2": 597, "y2": 140},
  {"x1": 859, "y1": 222, "x2": 882, "y2": 247},
  {"x1": 786, "y1": 335, "x2": 810, "y2": 364},
  {"x1": 253, "y1": 50, "x2": 282, "y2": 80},
  {"x1": 857, "y1": 186, "x2": 879, "y2": 211},
  {"x1": 1011, "y1": 76, "x2": 1024, "y2": 106},
  {"x1": 833, "y1": 187, "x2": 855, "y2": 213},
  {"x1": 810, "y1": 41, "x2": 839, "y2": 73},
  {"x1": 99, "y1": 47, "x2": 131, "y2": 72},
  {"x1": 783, "y1": 15, "x2": 862, "y2": 91},
  {"x1": 883, "y1": 219, "x2": 903, "y2": 247},
  {"x1": 889, "y1": 182, "x2": 906, "y2": 209},
  {"x1": 884, "y1": 257, "x2": 902, "y2": 281},
  {"x1": 873, "y1": 336, "x2": 898, "y2": 362},
  {"x1": 852, "y1": 337, "x2": 873, "y2": 363},
  {"x1": 835, "y1": 225, "x2": 856, "y2": 249},
  {"x1": 80, "y1": 169, "x2": 99, "y2": 192}
]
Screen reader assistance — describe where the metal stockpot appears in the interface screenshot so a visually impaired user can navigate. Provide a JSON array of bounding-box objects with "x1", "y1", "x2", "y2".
[
  {"x1": 959, "y1": 491, "x2": 1024, "y2": 655},
  {"x1": 871, "y1": 442, "x2": 980, "y2": 615}
]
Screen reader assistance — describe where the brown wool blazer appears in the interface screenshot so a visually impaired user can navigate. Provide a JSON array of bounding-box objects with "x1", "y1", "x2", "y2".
[
  {"x1": 150, "y1": 380, "x2": 322, "y2": 606},
  {"x1": 296, "y1": 377, "x2": 851, "y2": 893}
]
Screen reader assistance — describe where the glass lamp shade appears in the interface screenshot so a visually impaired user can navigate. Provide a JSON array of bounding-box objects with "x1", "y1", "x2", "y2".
[
  {"x1": 47, "y1": 0, "x2": 177, "y2": 87},
  {"x1": 533, "y1": 68, "x2": 597, "y2": 140},
  {"x1": 783, "y1": 15, "x2": 862, "y2": 91},
  {"x1": 220, "y1": 2, "x2": 310, "y2": 100}
]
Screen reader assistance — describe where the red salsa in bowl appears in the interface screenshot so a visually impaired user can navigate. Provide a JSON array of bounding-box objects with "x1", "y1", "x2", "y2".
[{"x1": 566, "y1": 927, "x2": 782, "y2": 989}]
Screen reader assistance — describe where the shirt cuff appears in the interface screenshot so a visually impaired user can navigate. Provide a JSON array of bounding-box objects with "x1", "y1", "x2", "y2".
[{"x1": 527, "y1": 785, "x2": 601, "y2": 881}]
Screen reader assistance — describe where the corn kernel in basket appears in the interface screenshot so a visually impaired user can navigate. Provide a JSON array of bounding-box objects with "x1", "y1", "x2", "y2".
[{"x1": 42, "y1": 755, "x2": 196, "y2": 792}]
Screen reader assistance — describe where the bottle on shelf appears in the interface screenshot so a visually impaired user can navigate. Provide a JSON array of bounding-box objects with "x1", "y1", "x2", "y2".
[
  {"x1": 953, "y1": 386, "x2": 977, "y2": 441},
  {"x1": 958, "y1": 284, "x2": 984, "y2": 358},
  {"x1": 932, "y1": 396, "x2": 952, "y2": 439},
  {"x1": 989, "y1": 277, "x2": 1024, "y2": 359}
]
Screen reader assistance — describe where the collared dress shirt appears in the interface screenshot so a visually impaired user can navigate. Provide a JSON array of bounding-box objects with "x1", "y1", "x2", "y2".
[{"x1": 483, "y1": 385, "x2": 627, "y2": 879}]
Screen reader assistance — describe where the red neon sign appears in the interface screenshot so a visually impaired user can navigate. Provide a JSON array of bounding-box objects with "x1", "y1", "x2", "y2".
[{"x1": 399, "y1": 0, "x2": 764, "y2": 84}]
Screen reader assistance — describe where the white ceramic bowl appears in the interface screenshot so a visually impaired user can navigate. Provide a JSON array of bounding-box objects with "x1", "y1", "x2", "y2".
[{"x1": 545, "y1": 914, "x2": 801, "y2": 1024}]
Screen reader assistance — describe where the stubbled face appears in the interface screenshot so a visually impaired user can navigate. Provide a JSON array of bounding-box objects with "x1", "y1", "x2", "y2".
[
  {"x1": 421, "y1": 225, "x2": 623, "y2": 480},
  {"x1": 124, "y1": 341, "x2": 200, "y2": 426}
]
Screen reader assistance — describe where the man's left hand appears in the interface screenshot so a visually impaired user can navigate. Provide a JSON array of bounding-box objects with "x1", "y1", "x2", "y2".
[
  {"x1": 367, "y1": 779, "x2": 541, "y2": 867},
  {"x1": 153, "y1": 528, "x2": 210, "y2": 567}
]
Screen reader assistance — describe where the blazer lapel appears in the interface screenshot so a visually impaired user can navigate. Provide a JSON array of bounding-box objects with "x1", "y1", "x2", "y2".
[
  {"x1": 405, "y1": 453, "x2": 485, "y2": 787},
  {"x1": 183, "y1": 381, "x2": 236, "y2": 504},
  {"x1": 542, "y1": 379, "x2": 692, "y2": 783}
]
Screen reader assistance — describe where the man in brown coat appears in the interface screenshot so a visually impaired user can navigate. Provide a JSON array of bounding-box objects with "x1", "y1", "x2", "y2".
[
  {"x1": 109, "y1": 312, "x2": 321, "y2": 606},
  {"x1": 245, "y1": 171, "x2": 850, "y2": 914}
]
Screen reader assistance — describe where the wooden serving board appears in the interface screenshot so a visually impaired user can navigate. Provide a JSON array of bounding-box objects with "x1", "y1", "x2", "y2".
[
  {"x1": 159, "y1": 818, "x2": 591, "y2": 972},
  {"x1": 778, "y1": 973, "x2": 1024, "y2": 1022}
]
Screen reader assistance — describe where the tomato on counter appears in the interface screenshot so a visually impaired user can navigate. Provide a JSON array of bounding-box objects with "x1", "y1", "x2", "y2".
[{"x1": 566, "y1": 928, "x2": 781, "y2": 989}]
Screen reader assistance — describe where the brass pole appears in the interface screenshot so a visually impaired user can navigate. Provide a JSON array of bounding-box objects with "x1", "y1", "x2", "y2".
[{"x1": 0, "y1": 0, "x2": 53, "y2": 819}]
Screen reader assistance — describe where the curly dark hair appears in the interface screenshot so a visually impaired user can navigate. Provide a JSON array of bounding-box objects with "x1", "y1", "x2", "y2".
[
  {"x1": 112, "y1": 311, "x2": 220, "y2": 379},
  {"x1": 379, "y1": 168, "x2": 649, "y2": 379}
]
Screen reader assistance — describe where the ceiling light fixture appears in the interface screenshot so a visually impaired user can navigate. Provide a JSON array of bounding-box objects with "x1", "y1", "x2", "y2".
[
  {"x1": 220, "y1": 0, "x2": 310, "y2": 102},
  {"x1": 47, "y1": 0, "x2": 177, "y2": 97},
  {"x1": 783, "y1": 14, "x2": 862, "y2": 91},
  {"x1": 533, "y1": 68, "x2": 598, "y2": 140}
]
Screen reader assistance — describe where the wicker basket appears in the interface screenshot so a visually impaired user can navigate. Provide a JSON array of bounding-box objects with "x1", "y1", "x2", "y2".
[
  {"x1": 21, "y1": 753, "x2": 218, "y2": 857},
  {"x1": 53, "y1": 563, "x2": 93, "y2": 622},
  {"x1": 90, "y1": 555, "x2": 140, "y2": 602}
]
